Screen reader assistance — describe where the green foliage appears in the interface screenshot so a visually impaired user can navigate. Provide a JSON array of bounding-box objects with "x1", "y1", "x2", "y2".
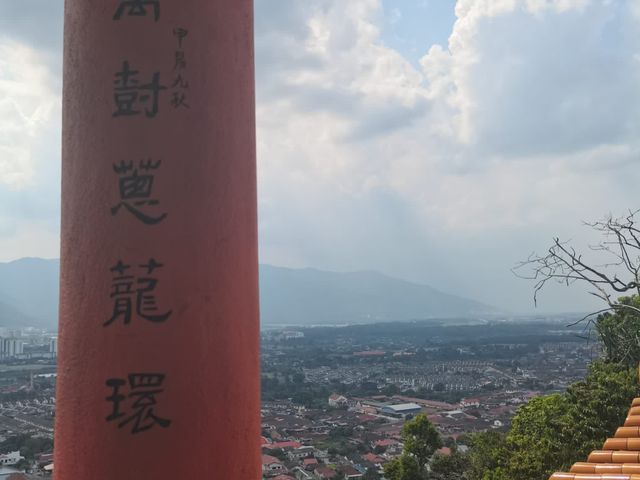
[
  {"x1": 565, "y1": 360, "x2": 639, "y2": 458},
  {"x1": 464, "y1": 431, "x2": 507, "y2": 480},
  {"x1": 429, "y1": 451, "x2": 469, "y2": 479},
  {"x1": 443, "y1": 288, "x2": 640, "y2": 480},
  {"x1": 383, "y1": 414, "x2": 443, "y2": 480},
  {"x1": 0, "y1": 434, "x2": 53, "y2": 461},
  {"x1": 330, "y1": 426, "x2": 354, "y2": 440},
  {"x1": 261, "y1": 373, "x2": 331, "y2": 408},
  {"x1": 471, "y1": 361, "x2": 640, "y2": 480},
  {"x1": 383, "y1": 455, "x2": 423, "y2": 480},
  {"x1": 502, "y1": 394, "x2": 573, "y2": 479},
  {"x1": 363, "y1": 467, "x2": 381, "y2": 479},
  {"x1": 596, "y1": 296, "x2": 640, "y2": 368},
  {"x1": 373, "y1": 444, "x2": 387, "y2": 454},
  {"x1": 402, "y1": 414, "x2": 443, "y2": 468},
  {"x1": 270, "y1": 448, "x2": 286, "y2": 461}
]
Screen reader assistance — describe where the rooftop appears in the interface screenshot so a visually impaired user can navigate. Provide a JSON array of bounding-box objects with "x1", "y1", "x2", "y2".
[{"x1": 550, "y1": 397, "x2": 640, "y2": 479}]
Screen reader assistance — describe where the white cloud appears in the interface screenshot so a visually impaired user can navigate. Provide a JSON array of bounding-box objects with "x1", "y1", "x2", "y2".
[
  {"x1": 255, "y1": 0, "x2": 640, "y2": 311},
  {"x1": 1, "y1": 0, "x2": 639, "y2": 311},
  {"x1": 0, "y1": 221, "x2": 59, "y2": 262},
  {"x1": 0, "y1": 39, "x2": 59, "y2": 188},
  {"x1": 258, "y1": 0, "x2": 640, "y2": 229}
]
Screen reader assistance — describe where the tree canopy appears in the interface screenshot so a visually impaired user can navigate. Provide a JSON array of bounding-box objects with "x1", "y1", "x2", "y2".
[{"x1": 383, "y1": 414, "x2": 443, "y2": 480}]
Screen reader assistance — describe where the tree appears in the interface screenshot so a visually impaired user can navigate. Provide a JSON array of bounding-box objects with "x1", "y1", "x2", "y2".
[
  {"x1": 500, "y1": 210, "x2": 640, "y2": 479},
  {"x1": 564, "y1": 360, "x2": 639, "y2": 458},
  {"x1": 363, "y1": 468, "x2": 381, "y2": 480},
  {"x1": 14, "y1": 458, "x2": 30, "y2": 472},
  {"x1": 0, "y1": 434, "x2": 54, "y2": 462},
  {"x1": 373, "y1": 444, "x2": 387, "y2": 454},
  {"x1": 594, "y1": 296, "x2": 640, "y2": 367},
  {"x1": 514, "y1": 211, "x2": 640, "y2": 366},
  {"x1": 515, "y1": 211, "x2": 640, "y2": 315},
  {"x1": 383, "y1": 414, "x2": 443, "y2": 480},
  {"x1": 464, "y1": 431, "x2": 507, "y2": 480},
  {"x1": 402, "y1": 414, "x2": 443, "y2": 468},
  {"x1": 382, "y1": 384, "x2": 400, "y2": 396},
  {"x1": 502, "y1": 394, "x2": 573, "y2": 480},
  {"x1": 475, "y1": 361, "x2": 640, "y2": 480},
  {"x1": 429, "y1": 451, "x2": 468, "y2": 479},
  {"x1": 383, "y1": 454, "x2": 423, "y2": 480},
  {"x1": 270, "y1": 448, "x2": 286, "y2": 461}
]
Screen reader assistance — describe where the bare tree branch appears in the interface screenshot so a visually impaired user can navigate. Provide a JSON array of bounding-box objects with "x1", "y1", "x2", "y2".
[{"x1": 513, "y1": 210, "x2": 640, "y2": 316}]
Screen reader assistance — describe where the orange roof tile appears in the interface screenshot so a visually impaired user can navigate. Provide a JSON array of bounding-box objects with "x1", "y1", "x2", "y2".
[{"x1": 548, "y1": 398, "x2": 640, "y2": 480}]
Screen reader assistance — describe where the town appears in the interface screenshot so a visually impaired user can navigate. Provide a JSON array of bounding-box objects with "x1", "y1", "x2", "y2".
[
  {"x1": 258, "y1": 318, "x2": 597, "y2": 479},
  {"x1": 0, "y1": 319, "x2": 599, "y2": 478}
]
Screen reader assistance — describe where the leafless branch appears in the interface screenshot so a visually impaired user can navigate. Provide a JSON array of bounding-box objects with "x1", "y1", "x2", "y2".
[{"x1": 513, "y1": 210, "x2": 640, "y2": 313}]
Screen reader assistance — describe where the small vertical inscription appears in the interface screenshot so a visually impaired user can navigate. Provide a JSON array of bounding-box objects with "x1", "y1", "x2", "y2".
[
  {"x1": 106, "y1": 373, "x2": 172, "y2": 434},
  {"x1": 170, "y1": 28, "x2": 190, "y2": 109}
]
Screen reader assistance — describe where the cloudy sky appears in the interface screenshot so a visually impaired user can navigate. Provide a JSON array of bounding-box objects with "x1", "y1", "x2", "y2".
[{"x1": 1, "y1": 0, "x2": 639, "y2": 313}]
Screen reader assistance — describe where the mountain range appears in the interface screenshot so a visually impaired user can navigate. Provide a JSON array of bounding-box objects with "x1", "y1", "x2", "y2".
[{"x1": 0, "y1": 258, "x2": 499, "y2": 329}]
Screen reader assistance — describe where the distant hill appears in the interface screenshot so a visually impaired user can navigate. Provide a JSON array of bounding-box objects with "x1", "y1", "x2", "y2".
[
  {"x1": 0, "y1": 298, "x2": 41, "y2": 329},
  {"x1": 260, "y1": 265, "x2": 499, "y2": 325},
  {"x1": 0, "y1": 258, "x2": 59, "y2": 329},
  {"x1": 0, "y1": 258, "x2": 499, "y2": 329}
]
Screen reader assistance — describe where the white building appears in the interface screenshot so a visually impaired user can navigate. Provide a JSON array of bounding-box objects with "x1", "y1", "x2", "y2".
[
  {"x1": 50, "y1": 337, "x2": 58, "y2": 355},
  {"x1": 381, "y1": 403, "x2": 422, "y2": 416},
  {"x1": 328, "y1": 394, "x2": 348, "y2": 408},
  {"x1": 461, "y1": 398, "x2": 481, "y2": 408},
  {"x1": 0, "y1": 339, "x2": 24, "y2": 358},
  {"x1": 0, "y1": 451, "x2": 23, "y2": 466}
]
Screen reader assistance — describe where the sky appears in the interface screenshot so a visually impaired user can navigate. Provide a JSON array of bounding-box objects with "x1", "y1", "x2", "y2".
[{"x1": 1, "y1": 0, "x2": 640, "y2": 314}]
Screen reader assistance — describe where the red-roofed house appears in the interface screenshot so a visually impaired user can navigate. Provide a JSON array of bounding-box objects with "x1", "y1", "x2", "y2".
[
  {"x1": 265, "y1": 440, "x2": 302, "y2": 451},
  {"x1": 314, "y1": 465, "x2": 337, "y2": 479},
  {"x1": 357, "y1": 414, "x2": 377, "y2": 423},
  {"x1": 340, "y1": 465, "x2": 363, "y2": 478},
  {"x1": 353, "y1": 350, "x2": 386, "y2": 357},
  {"x1": 362, "y1": 453, "x2": 383, "y2": 464},
  {"x1": 374, "y1": 439, "x2": 398, "y2": 448},
  {"x1": 288, "y1": 445, "x2": 314, "y2": 461},
  {"x1": 303, "y1": 457, "x2": 318, "y2": 470},
  {"x1": 436, "y1": 447, "x2": 452, "y2": 456},
  {"x1": 262, "y1": 454, "x2": 287, "y2": 476}
]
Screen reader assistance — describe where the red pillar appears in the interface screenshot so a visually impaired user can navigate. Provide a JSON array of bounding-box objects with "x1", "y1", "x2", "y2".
[{"x1": 55, "y1": 1, "x2": 259, "y2": 478}]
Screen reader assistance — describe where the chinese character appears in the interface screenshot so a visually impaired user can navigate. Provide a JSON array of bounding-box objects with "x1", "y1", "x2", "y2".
[
  {"x1": 172, "y1": 74, "x2": 189, "y2": 89},
  {"x1": 105, "y1": 373, "x2": 172, "y2": 434},
  {"x1": 113, "y1": 0, "x2": 160, "y2": 21},
  {"x1": 106, "y1": 259, "x2": 172, "y2": 326},
  {"x1": 173, "y1": 51, "x2": 187, "y2": 71},
  {"x1": 170, "y1": 91, "x2": 190, "y2": 109},
  {"x1": 111, "y1": 159, "x2": 167, "y2": 225},
  {"x1": 173, "y1": 27, "x2": 188, "y2": 48},
  {"x1": 113, "y1": 61, "x2": 166, "y2": 118},
  {"x1": 170, "y1": 27, "x2": 191, "y2": 111}
]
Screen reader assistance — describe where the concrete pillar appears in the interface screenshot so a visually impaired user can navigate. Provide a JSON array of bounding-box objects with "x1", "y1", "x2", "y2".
[{"x1": 55, "y1": 1, "x2": 259, "y2": 478}]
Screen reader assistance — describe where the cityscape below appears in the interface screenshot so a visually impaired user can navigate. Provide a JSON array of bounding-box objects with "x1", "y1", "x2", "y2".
[{"x1": 0, "y1": 315, "x2": 597, "y2": 478}]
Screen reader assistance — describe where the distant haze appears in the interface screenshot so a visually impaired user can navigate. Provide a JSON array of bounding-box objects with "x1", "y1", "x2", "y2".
[
  {"x1": 0, "y1": 258, "x2": 500, "y2": 329},
  {"x1": 260, "y1": 265, "x2": 499, "y2": 325},
  {"x1": 1, "y1": 1, "x2": 635, "y2": 314}
]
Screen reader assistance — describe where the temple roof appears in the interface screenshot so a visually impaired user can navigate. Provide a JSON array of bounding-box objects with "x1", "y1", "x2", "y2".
[{"x1": 550, "y1": 397, "x2": 640, "y2": 479}]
